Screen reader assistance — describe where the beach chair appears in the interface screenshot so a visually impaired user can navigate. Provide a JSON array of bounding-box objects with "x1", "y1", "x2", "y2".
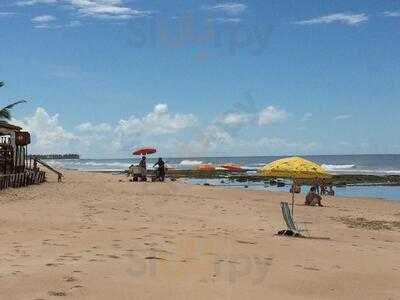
[{"x1": 279, "y1": 202, "x2": 309, "y2": 237}]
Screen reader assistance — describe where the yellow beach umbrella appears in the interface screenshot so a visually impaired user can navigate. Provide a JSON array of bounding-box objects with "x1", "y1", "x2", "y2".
[{"x1": 259, "y1": 156, "x2": 331, "y2": 214}]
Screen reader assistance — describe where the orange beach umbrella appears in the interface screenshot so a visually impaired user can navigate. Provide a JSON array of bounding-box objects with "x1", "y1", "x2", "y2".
[
  {"x1": 222, "y1": 163, "x2": 242, "y2": 171},
  {"x1": 198, "y1": 164, "x2": 215, "y2": 171}
]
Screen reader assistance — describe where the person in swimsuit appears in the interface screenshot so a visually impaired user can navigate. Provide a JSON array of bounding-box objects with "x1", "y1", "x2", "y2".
[
  {"x1": 138, "y1": 156, "x2": 147, "y2": 181},
  {"x1": 153, "y1": 158, "x2": 166, "y2": 182},
  {"x1": 305, "y1": 186, "x2": 323, "y2": 206}
]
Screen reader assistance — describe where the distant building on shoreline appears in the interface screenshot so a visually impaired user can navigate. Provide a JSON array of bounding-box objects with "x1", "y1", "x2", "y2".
[{"x1": 28, "y1": 154, "x2": 80, "y2": 160}]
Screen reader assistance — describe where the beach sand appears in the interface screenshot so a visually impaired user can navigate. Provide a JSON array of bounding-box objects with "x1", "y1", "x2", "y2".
[{"x1": 1, "y1": 170, "x2": 400, "y2": 300}]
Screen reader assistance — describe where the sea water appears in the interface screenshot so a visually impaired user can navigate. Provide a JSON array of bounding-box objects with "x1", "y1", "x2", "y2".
[{"x1": 44, "y1": 154, "x2": 400, "y2": 201}]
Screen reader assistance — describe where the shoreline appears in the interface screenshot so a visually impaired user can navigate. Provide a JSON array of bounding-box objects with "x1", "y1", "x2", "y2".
[
  {"x1": 70, "y1": 168, "x2": 400, "y2": 187},
  {"x1": 58, "y1": 168, "x2": 400, "y2": 201}
]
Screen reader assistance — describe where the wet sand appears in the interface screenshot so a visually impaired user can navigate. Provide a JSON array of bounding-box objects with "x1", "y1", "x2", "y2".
[{"x1": 1, "y1": 170, "x2": 400, "y2": 299}]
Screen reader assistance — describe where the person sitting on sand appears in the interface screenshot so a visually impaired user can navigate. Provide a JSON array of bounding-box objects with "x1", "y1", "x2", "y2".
[
  {"x1": 153, "y1": 157, "x2": 166, "y2": 182},
  {"x1": 305, "y1": 187, "x2": 323, "y2": 206}
]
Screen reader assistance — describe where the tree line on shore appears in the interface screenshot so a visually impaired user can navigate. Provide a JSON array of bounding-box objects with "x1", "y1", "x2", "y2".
[{"x1": 28, "y1": 154, "x2": 80, "y2": 160}]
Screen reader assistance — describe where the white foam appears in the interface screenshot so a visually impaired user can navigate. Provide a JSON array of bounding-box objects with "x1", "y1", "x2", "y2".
[
  {"x1": 179, "y1": 160, "x2": 203, "y2": 166},
  {"x1": 322, "y1": 164, "x2": 355, "y2": 171}
]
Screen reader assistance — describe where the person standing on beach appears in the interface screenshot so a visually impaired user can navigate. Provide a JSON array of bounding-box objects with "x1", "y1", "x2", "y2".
[
  {"x1": 327, "y1": 185, "x2": 335, "y2": 196},
  {"x1": 313, "y1": 179, "x2": 321, "y2": 195},
  {"x1": 139, "y1": 156, "x2": 147, "y2": 181},
  {"x1": 321, "y1": 179, "x2": 327, "y2": 195},
  {"x1": 153, "y1": 158, "x2": 166, "y2": 182}
]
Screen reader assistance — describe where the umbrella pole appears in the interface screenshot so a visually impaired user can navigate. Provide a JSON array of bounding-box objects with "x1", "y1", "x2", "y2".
[{"x1": 291, "y1": 178, "x2": 295, "y2": 216}]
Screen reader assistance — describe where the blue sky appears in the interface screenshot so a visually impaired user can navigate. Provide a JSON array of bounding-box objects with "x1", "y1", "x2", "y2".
[{"x1": 1, "y1": 1, "x2": 400, "y2": 158}]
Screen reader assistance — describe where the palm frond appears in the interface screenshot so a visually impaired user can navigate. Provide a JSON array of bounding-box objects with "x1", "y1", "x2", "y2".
[
  {"x1": 2, "y1": 100, "x2": 26, "y2": 110},
  {"x1": 0, "y1": 100, "x2": 27, "y2": 120},
  {"x1": 0, "y1": 81, "x2": 4, "y2": 88}
]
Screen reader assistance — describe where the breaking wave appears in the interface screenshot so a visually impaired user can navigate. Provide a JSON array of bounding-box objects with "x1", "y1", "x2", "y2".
[
  {"x1": 322, "y1": 164, "x2": 355, "y2": 171},
  {"x1": 179, "y1": 160, "x2": 203, "y2": 166}
]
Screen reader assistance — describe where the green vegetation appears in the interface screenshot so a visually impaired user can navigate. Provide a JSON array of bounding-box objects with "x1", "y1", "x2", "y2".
[
  {"x1": 0, "y1": 81, "x2": 26, "y2": 120},
  {"x1": 29, "y1": 154, "x2": 80, "y2": 159}
]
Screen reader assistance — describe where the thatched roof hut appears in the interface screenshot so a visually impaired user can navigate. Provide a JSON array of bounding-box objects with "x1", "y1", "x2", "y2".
[
  {"x1": 0, "y1": 121, "x2": 30, "y2": 174},
  {"x1": 0, "y1": 120, "x2": 22, "y2": 133}
]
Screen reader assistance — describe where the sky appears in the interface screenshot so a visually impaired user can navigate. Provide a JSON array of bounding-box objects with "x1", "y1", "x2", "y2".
[{"x1": 0, "y1": 0, "x2": 400, "y2": 158}]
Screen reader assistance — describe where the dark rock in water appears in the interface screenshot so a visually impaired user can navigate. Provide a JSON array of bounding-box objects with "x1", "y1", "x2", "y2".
[
  {"x1": 164, "y1": 169, "x2": 400, "y2": 186},
  {"x1": 277, "y1": 182, "x2": 285, "y2": 187},
  {"x1": 203, "y1": 183, "x2": 211, "y2": 186},
  {"x1": 221, "y1": 180, "x2": 225, "y2": 184},
  {"x1": 244, "y1": 185, "x2": 248, "y2": 188}
]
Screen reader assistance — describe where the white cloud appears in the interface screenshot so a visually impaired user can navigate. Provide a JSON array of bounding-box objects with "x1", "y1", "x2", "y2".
[
  {"x1": 10, "y1": 104, "x2": 306, "y2": 157},
  {"x1": 218, "y1": 111, "x2": 251, "y2": 126},
  {"x1": 11, "y1": 104, "x2": 197, "y2": 156},
  {"x1": 301, "y1": 112, "x2": 312, "y2": 122},
  {"x1": 333, "y1": 114, "x2": 351, "y2": 121},
  {"x1": 176, "y1": 132, "x2": 318, "y2": 157},
  {"x1": 171, "y1": 125, "x2": 234, "y2": 156},
  {"x1": 31, "y1": 14, "x2": 57, "y2": 28},
  {"x1": 257, "y1": 106, "x2": 288, "y2": 125},
  {"x1": 202, "y1": 3, "x2": 247, "y2": 16},
  {"x1": 75, "y1": 122, "x2": 112, "y2": 133},
  {"x1": 17, "y1": 0, "x2": 151, "y2": 21},
  {"x1": 12, "y1": 107, "x2": 77, "y2": 154},
  {"x1": 217, "y1": 105, "x2": 288, "y2": 128},
  {"x1": 16, "y1": 0, "x2": 58, "y2": 6},
  {"x1": 383, "y1": 11, "x2": 400, "y2": 17},
  {"x1": 67, "y1": 20, "x2": 82, "y2": 27},
  {"x1": 69, "y1": 0, "x2": 151, "y2": 19},
  {"x1": 0, "y1": 12, "x2": 17, "y2": 17},
  {"x1": 295, "y1": 13, "x2": 368, "y2": 26},
  {"x1": 214, "y1": 17, "x2": 241, "y2": 24},
  {"x1": 115, "y1": 103, "x2": 197, "y2": 136},
  {"x1": 200, "y1": 124, "x2": 233, "y2": 148},
  {"x1": 32, "y1": 14, "x2": 56, "y2": 23}
]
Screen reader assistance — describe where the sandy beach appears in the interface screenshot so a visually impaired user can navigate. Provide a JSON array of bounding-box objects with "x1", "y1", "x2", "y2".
[{"x1": 1, "y1": 170, "x2": 400, "y2": 300}]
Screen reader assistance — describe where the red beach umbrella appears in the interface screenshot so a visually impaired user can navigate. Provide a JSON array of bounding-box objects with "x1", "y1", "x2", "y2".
[{"x1": 133, "y1": 147, "x2": 156, "y2": 156}]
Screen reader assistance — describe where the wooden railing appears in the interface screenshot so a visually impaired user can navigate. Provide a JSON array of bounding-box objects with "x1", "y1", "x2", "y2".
[
  {"x1": 0, "y1": 170, "x2": 46, "y2": 191},
  {"x1": 34, "y1": 158, "x2": 63, "y2": 182}
]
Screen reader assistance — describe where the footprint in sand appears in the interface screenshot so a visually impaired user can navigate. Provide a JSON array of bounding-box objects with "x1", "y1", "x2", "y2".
[
  {"x1": 236, "y1": 240, "x2": 257, "y2": 245},
  {"x1": 71, "y1": 285, "x2": 84, "y2": 289},
  {"x1": 64, "y1": 276, "x2": 78, "y2": 282},
  {"x1": 48, "y1": 290, "x2": 67, "y2": 296},
  {"x1": 46, "y1": 263, "x2": 62, "y2": 267},
  {"x1": 303, "y1": 266, "x2": 320, "y2": 271}
]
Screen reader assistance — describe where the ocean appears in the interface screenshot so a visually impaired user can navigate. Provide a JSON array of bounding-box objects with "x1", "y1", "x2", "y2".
[{"x1": 44, "y1": 154, "x2": 400, "y2": 201}]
